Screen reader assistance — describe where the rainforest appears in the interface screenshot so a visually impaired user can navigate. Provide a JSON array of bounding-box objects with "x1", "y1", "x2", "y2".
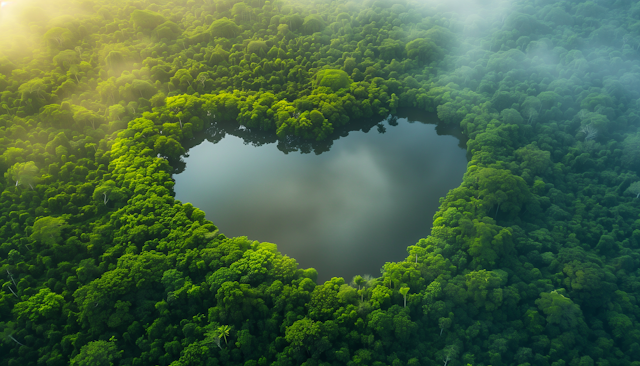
[{"x1": 1, "y1": 0, "x2": 640, "y2": 365}]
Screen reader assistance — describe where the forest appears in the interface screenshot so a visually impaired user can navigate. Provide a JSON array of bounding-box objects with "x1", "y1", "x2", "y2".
[{"x1": 1, "y1": 0, "x2": 640, "y2": 365}]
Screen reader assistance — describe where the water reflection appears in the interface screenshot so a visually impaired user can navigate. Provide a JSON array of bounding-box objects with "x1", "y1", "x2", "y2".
[{"x1": 173, "y1": 109, "x2": 468, "y2": 282}]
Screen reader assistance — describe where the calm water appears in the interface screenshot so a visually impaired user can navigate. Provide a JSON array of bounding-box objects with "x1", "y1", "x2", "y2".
[{"x1": 174, "y1": 111, "x2": 467, "y2": 282}]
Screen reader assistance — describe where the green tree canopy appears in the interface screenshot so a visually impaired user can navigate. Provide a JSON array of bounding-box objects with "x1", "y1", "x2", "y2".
[
  {"x1": 70, "y1": 340, "x2": 122, "y2": 366},
  {"x1": 246, "y1": 41, "x2": 268, "y2": 56},
  {"x1": 93, "y1": 180, "x2": 125, "y2": 205},
  {"x1": 475, "y1": 167, "x2": 530, "y2": 215},
  {"x1": 303, "y1": 14, "x2": 325, "y2": 34},
  {"x1": 43, "y1": 27, "x2": 73, "y2": 49},
  {"x1": 30, "y1": 216, "x2": 66, "y2": 246},
  {"x1": 12, "y1": 288, "x2": 64, "y2": 322},
  {"x1": 53, "y1": 49, "x2": 79, "y2": 69},
  {"x1": 209, "y1": 18, "x2": 241, "y2": 38},
  {"x1": 5, "y1": 161, "x2": 39, "y2": 188},
  {"x1": 130, "y1": 9, "x2": 167, "y2": 31},
  {"x1": 154, "y1": 21, "x2": 181, "y2": 40},
  {"x1": 626, "y1": 181, "x2": 640, "y2": 198},
  {"x1": 535, "y1": 291, "x2": 583, "y2": 330},
  {"x1": 315, "y1": 69, "x2": 350, "y2": 91},
  {"x1": 18, "y1": 78, "x2": 46, "y2": 99},
  {"x1": 405, "y1": 38, "x2": 441, "y2": 63}
]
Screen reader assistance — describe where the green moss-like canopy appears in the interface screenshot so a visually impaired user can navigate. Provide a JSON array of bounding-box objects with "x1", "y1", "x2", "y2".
[
  {"x1": 302, "y1": 14, "x2": 325, "y2": 34},
  {"x1": 209, "y1": 17, "x2": 241, "y2": 38},
  {"x1": 315, "y1": 69, "x2": 351, "y2": 91},
  {"x1": 130, "y1": 9, "x2": 167, "y2": 31},
  {"x1": 246, "y1": 41, "x2": 268, "y2": 55}
]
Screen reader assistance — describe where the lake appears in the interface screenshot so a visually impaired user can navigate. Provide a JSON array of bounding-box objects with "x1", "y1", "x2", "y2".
[{"x1": 173, "y1": 109, "x2": 468, "y2": 283}]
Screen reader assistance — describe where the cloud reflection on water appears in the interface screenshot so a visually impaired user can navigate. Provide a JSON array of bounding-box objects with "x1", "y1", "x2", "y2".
[{"x1": 174, "y1": 116, "x2": 467, "y2": 282}]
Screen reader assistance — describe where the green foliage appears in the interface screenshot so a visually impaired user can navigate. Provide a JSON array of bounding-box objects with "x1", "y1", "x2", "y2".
[
  {"x1": 1, "y1": 0, "x2": 640, "y2": 365},
  {"x1": 405, "y1": 38, "x2": 441, "y2": 64},
  {"x1": 535, "y1": 291, "x2": 583, "y2": 330},
  {"x1": 475, "y1": 167, "x2": 530, "y2": 215},
  {"x1": 5, "y1": 161, "x2": 40, "y2": 188},
  {"x1": 13, "y1": 288, "x2": 64, "y2": 321},
  {"x1": 302, "y1": 14, "x2": 325, "y2": 34},
  {"x1": 70, "y1": 340, "x2": 121, "y2": 366},
  {"x1": 154, "y1": 21, "x2": 181, "y2": 40},
  {"x1": 285, "y1": 317, "x2": 326, "y2": 354},
  {"x1": 18, "y1": 78, "x2": 47, "y2": 100},
  {"x1": 246, "y1": 41, "x2": 268, "y2": 56},
  {"x1": 53, "y1": 49, "x2": 79, "y2": 69},
  {"x1": 217, "y1": 325, "x2": 231, "y2": 345},
  {"x1": 43, "y1": 27, "x2": 73, "y2": 49},
  {"x1": 30, "y1": 216, "x2": 66, "y2": 245},
  {"x1": 314, "y1": 69, "x2": 350, "y2": 91},
  {"x1": 130, "y1": 9, "x2": 167, "y2": 31},
  {"x1": 209, "y1": 17, "x2": 241, "y2": 38},
  {"x1": 93, "y1": 180, "x2": 125, "y2": 205},
  {"x1": 626, "y1": 181, "x2": 640, "y2": 198},
  {"x1": 622, "y1": 133, "x2": 640, "y2": 170}
]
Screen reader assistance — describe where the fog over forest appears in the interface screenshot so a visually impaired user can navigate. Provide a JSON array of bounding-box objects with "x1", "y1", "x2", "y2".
[{"x1": 1, "y1": 0, "x2": 640, "y2": 365}]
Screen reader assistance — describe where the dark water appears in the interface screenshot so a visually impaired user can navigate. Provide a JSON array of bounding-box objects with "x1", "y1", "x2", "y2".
[{"x1": 173, "y1": 110, "x2": 467, "y2": 282}]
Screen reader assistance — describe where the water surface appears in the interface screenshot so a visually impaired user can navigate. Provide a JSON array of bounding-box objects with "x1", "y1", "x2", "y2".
[{"x1": 174, "y1": 111, "x2": 467, "y2": 282}]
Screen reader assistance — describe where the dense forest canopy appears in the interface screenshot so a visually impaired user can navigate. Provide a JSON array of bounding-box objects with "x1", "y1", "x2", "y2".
[{"x1": 1, "y1": 0, "x2": 640, "y2": 365}]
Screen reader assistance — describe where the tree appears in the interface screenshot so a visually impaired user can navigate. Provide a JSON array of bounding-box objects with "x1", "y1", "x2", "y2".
[
  {"x1": 5, "y1": 161, "x2": 39, "y2": 188},
  {"x1": 626, "y1": 181, "x2": 640, "y2": 198},
  {"x1": 441, "y1": 344, "x2": 458, "y2": 366},
  {"x1": 73, "y1": 106, "x2": 103, "y2": 130},
  {"x1": 379, "y1": 39, "x2": 404, "y2": 61},
  {"x1": 1, "y1": 322, "x2": 24, "y2": 346},
  {"x1": 217, "y1": 325, "x2": 231, "y2": 345},
  {"x1": 209, "y1": 18, "x2": 241, "y2": 38},
  {"x1": 246, "y1": 41, "x2": 268, "y2": 56},
  {"x1": 70, "y1": 339, "x2": 121, "y2": 366},
  {"x1": 285, "y1": 318, "x2": 322, "y2": 353},
  {"x1": 231, "y1": 2, "x2": 253, "y2": 22},
  {"x1": 405, "y1": 38, "x2": 441, "y2": 64},
  {"x1": 105, "y1": 51, "x2": 126, "y2": 73},
  {"x1": 315, "y1": 69, "x2": 350, "y2": 91},
  {"x1": 130, "y1": 9, "x2": 167, "y2": 31},
  {"x1": 522, "y1": 107, "x2": 539, "y2": 124},
  {"x1": 475, "y1": 167, "x2": 530, "y2": 216},
  {"x1": 352, "y1": 275, "x2": 368, "y2": 301},
  {"x1": 515, "y1": 143, "x2": 551, "y2": 176},
  {"x1": 165, "y1": 95, "x2": 197, "y2": 128},
  {"x1": 53, "y1": 49, "x2": 79, "y2": 69},
  {"x1": 208, "y1": 45, "x2": 229, "y2": 64},
  {"x1": 500, "y1": 108, "x2": 523, "y2": 125},
  {"x1": 131, "y1": 80, "x2": 156, "y2": 99},
  {"x1": 204, "y1": 326, "x2": 222, "y2": 349},
  {"x1": 154, "y1": 136, "x2": 185, "y2": 159},
  {"x1": 107, "y1": 104, "x2": 126, "y2": 122},
  {"x1": 30, "y1": 216, "x2": 66, "y2": 246},
  {"x1": 303, "y1": 14, "x2": 325, "y2": 34},
  {"x1": 399, "y1": 286, "x2": 410, "y2": 308},
  {"x1": 537, "y1": 91, "x2": 560, "y2": 110},
  {"x1": 535, "y1": 291, "x2": 583, "y2": 330},
  {"x1": 93, "y1": 180, "x2": 125, "y2": 205},
  {"x1": 43, "y1": 27, "x2": 73, "y2": 49},
  {"x1": 18, "y1": 78, "x2": 46, "y2": 99},
  {"x1": 521, "y1": 95, "x2": 542, "y2": 114},
  {"x1": 622, "y1": 133, "x2": 640, "y2": 170},
  {"x1": 196, "y1": 73, "x2": 208, "y2": 89},
  {"x1": 154, "y1": 21, "x2": 180, "y2": 40},
  {"x1": 13, "y1": 288, "x2": 64, "y2": 322}
]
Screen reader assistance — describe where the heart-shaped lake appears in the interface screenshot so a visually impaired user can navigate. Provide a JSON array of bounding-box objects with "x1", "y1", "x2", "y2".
[{"x1": 173, "y1": 110, "x2": 468, "y2": 282}]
